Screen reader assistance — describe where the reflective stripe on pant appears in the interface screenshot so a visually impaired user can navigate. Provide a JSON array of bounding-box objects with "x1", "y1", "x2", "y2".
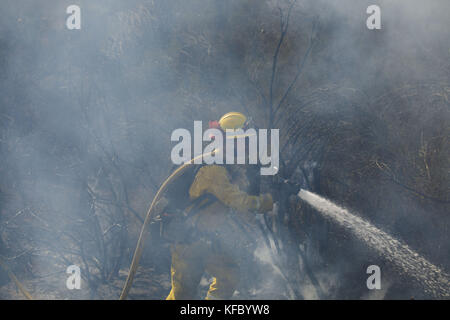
[{"x1": 166, "y1": 241, "x2": 239, "y2": 300}]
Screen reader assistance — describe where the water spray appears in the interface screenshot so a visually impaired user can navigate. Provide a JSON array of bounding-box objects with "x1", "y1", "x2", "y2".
[{"x1": 297, "y1": 189, "x2": 450, "y2": 298}]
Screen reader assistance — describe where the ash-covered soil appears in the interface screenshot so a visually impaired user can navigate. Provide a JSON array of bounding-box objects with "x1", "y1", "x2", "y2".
[{"x1": 0, "y1": 266, "x2": 171, "y2": 300}]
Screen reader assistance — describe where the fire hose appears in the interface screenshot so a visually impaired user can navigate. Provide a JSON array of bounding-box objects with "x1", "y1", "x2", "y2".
[{"x1": 119, "y1": 152, "x2": 212, "y2": 300}]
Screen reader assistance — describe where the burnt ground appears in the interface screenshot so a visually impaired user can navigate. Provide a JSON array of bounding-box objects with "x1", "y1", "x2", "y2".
[{"x1": 0, "y1": 266, "x2": 170, "y2": 300}]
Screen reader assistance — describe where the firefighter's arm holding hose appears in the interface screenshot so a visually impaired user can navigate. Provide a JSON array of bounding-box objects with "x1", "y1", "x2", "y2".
[{"x1": 189, "y1": 165, "x2": 273, "y2": 213}]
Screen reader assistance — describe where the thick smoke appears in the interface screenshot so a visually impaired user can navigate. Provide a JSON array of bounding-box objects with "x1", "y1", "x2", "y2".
[{"x1": 1, "y1": 0, "x2": 449, "y2": 299}]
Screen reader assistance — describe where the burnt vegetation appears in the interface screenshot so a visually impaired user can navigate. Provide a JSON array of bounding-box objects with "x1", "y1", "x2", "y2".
[{"x1": 0, "y1": 0, "x2": 449, "y2": 299}]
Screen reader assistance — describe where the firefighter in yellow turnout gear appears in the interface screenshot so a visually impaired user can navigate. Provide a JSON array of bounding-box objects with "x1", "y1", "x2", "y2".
[{"x1": 166, "y1": 112, "x2": 273, "y2": 300}]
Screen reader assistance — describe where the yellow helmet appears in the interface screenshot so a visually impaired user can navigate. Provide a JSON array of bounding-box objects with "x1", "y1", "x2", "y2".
[{"x1": 218, "y1": 112, "x2": 247, "y2": 130}]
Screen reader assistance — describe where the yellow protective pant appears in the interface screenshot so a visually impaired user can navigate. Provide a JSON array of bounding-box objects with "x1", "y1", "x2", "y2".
[{"x1": 166, "y1": 241, "x2": 239, "y2": 300}]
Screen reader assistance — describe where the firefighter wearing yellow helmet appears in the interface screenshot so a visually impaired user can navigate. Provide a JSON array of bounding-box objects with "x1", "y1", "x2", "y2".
[
  {"x1": 219, "y1": 111, "x2": 247, "y2": 129},
  {"x1": 166, "y1": 112, "x2": 273, "y2": 300}
]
